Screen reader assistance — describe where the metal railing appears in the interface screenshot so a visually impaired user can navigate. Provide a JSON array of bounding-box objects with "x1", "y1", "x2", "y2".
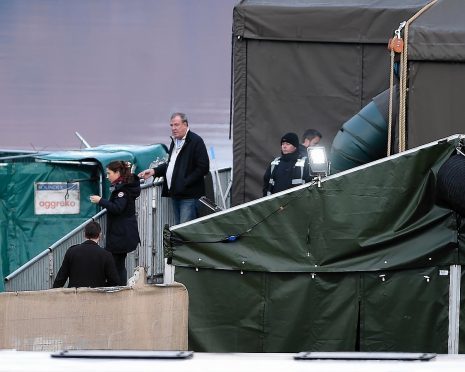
[
  {"x1": 4, "y1": 209, "x2": 106, "y2": 291},
  {"x1": 4, "y1": 168, "x2": 231, "y2": 291}
]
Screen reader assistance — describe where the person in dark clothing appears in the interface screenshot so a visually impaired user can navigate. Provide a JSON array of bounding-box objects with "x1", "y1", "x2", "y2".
[
  {"x1": 299, "y1": 128, "x2": 322, "y2": 157},
  {"x1": 138, "y1": 112, "x2": 210, "y2": 224},
  {"x1": 90, "y1": 161, "x2": 141, "y2": 285},
  {"x1": 263, "y1": 132, "x2": 312, "y2": 196},
  {"x1": 53, "y1": 221, "x2": 119, "y2": 288}
]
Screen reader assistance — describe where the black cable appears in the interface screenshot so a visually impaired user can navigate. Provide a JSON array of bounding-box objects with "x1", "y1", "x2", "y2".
[
  {"x1": 170, "y1": 190, "x2": 309, "y2": 246},
  {"x1": 64, "y1": 177, "x2": 98, "y2": 200},
  {"x1": 228, "y1": 32, "x2": 234, "y2": 140}
]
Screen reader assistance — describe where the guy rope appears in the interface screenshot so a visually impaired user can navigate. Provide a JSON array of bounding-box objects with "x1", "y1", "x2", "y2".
[{"x1": 387, "y1": 0, "x2": 438, "y2": 156}]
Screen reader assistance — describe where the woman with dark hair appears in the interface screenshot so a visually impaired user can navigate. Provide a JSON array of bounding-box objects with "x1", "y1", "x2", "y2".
[{"x1": 90, "y1": 160, "x2": 141, "y2": 285}]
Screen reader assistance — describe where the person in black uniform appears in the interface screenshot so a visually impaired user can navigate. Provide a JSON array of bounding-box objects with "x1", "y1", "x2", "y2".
[
  {"x1": 53, "y1": 221, "x2": 119, "y2": 288},
  {"x1": 263, "y1": 132, "x2": 312, "y2": 196},
  {"x1": 90, "y1": 160, "x2": 141, "y2": 285}
]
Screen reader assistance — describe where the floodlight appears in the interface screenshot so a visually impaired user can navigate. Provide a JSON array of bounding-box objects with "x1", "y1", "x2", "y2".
[{"x1": 307, "y1": 146, "x2": 328, "y2": 176}]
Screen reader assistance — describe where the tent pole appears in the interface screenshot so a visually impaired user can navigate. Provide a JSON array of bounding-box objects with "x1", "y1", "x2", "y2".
[{"x1": 448, "y1": 264, "x2": 461, "y2": 354}]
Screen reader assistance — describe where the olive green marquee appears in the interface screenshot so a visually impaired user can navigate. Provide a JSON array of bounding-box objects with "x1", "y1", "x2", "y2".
[
  {"x1": 232, "y1": 0, "x2": 465, "y2": 204},
  {"x1": 0, "y1": 144, "x2": 167, "y2": 291},
  {"x1": 170, "y1": 135, "x2": 465, "y2": 352}
]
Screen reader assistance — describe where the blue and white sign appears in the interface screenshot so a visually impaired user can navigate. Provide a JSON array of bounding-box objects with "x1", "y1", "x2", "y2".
[{"x1": 34, "y1": 182, "x2": 80, "y2": 215}]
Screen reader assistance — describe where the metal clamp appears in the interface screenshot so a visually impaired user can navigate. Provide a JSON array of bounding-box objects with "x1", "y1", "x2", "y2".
[{"x1": 395, "y1": 21, "x2": 407, "y2": 38}]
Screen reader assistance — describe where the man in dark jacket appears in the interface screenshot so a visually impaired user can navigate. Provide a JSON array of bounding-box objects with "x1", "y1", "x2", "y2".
[
  {"x1": 263, "y1": 132, "x2": 312, "y2": 196},
  {"x1": 138, "y1": 112, "x2": 210, "y2": 224},
  {"x1": 299, "y1": 128, "x2": 322, "y2": 157},
  {"x1": 53, "y1": 221, "x2": 119, "y2": 288}
]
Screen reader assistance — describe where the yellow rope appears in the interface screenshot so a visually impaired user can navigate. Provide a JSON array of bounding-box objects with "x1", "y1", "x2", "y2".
[
  {"x1": 398, "y1": 0, "x2": 438, "y2": 153},
  {"x1": 387, "y1": 48, "x2": 395, "y2": 156}
]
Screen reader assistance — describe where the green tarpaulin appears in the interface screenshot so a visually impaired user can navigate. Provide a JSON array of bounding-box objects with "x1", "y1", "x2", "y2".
[
  {"x1": 171, "y1": 136, "x2": 463, "y2": 352},
  {"x1": 0, "y1": 144, "x2": 167, "y2": 290}
]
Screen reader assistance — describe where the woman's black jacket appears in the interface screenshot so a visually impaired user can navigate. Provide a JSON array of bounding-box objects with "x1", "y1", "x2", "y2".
[{"x1": 98, "y1": 174, "x2": 141, "y2": 254}]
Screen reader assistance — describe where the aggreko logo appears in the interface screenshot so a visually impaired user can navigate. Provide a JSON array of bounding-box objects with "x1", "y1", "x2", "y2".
[{"x1": 39, "y1": 200, "x2": 76, "y2": 209}]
